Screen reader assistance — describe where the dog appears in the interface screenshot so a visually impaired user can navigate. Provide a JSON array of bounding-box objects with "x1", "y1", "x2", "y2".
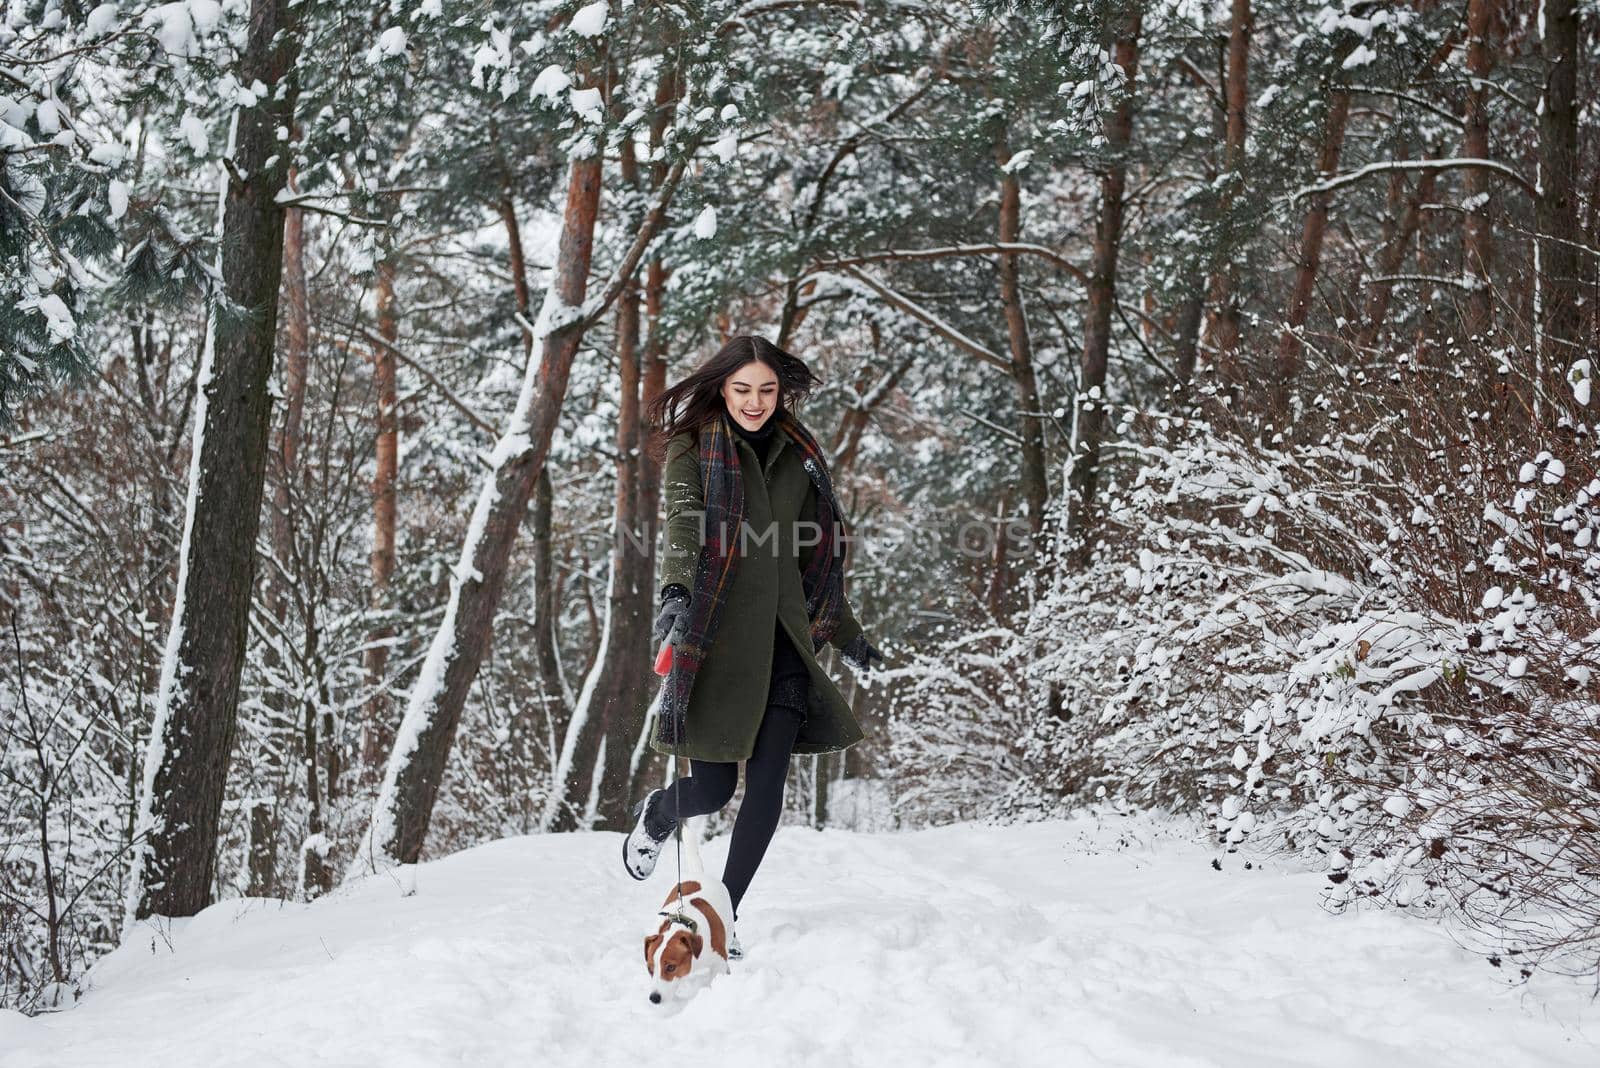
[{"x1": 642, "y1": 816, "x2": 733, "y2": 1004}]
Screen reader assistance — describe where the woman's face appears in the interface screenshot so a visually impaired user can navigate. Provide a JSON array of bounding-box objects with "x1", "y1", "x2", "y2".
[{"x1": 721, "y1": 360, "x2": 779, "y2": 432}]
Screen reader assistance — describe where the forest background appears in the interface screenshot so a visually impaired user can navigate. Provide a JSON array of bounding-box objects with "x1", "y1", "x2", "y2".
[{"x1": 4, "y1": 0, "x2": 1600, "y2": 1011}]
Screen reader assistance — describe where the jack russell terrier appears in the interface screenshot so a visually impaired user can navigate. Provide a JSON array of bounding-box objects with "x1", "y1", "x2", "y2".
[{"x1": 642, "y1": 816, "x2": 734, "y2": 1003}]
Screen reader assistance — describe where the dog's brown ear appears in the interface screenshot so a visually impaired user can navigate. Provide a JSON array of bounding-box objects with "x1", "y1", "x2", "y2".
[
  {"x1": 689, "y1": 933, "x2": 704, "y2": 958},
  {"x1": 644, "y1": 933, "x2": 662, "y2": 973}
]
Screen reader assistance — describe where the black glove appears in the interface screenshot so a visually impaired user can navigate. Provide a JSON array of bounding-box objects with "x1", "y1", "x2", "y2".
[
  {"x1": 652, "y1": 584, "x2": 691, "y2": 646},
  {"x1": 840, "y1": 633, "x2": 884, "y2": 673}
]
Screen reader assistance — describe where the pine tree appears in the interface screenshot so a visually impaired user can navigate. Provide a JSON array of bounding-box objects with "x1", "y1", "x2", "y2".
[{"x1": 0, "y1": 6, "x2": 122, "y2": 424}]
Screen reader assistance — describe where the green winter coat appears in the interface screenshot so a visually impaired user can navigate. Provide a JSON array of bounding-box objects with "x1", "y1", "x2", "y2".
[{"x1": 649, "y1": 425, "x2": 866, "y2": 762}]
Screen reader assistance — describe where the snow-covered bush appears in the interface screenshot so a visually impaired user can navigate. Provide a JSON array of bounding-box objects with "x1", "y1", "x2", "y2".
[
  {"x1": 1004, "y1": 342, "x2": 1600, "y2": 974},
  {"x1": 882, "y1": 613, "x2": 1056, "y2": 826},
  {"x1": 1, "y1": 627, "x2": 135, "y2": 1012}
]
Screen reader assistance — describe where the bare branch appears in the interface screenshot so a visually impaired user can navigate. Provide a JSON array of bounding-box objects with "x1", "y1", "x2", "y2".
[
  {"x1": 810, "y1": 242, "x2": 1088, "y2": 285},
  {"x1": 1291, "y1": 158, "x2": 1536, "y2": 204},
  {"x1": 838, "y1": 267, "x2": 1010, "y2": 370}
]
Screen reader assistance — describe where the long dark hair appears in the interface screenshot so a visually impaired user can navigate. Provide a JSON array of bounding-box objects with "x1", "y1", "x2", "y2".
[{"x1": 645, "y1": 334, "x2": 823, "y2": 459}]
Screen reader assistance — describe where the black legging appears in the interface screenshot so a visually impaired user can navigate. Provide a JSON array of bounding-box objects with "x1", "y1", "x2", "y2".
[{"x1": 657, "y1": 700, "x2": 804, "y2": 921}]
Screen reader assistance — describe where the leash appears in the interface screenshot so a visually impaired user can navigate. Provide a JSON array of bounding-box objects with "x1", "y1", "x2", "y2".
[
  {"x1": 673, "y1": 673, "x2": 686, "y2": 916},
  {"x1": 650, "y1": 624, "x2": 691, "y2": 922},
  {"x1": 660, "y1": 636, "x2": 687, "y2": 917}
]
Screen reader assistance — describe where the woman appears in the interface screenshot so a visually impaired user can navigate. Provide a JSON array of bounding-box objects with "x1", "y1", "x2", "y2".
[{"x1": 622, "y1": 334, "x2": 883, "y2": 959}]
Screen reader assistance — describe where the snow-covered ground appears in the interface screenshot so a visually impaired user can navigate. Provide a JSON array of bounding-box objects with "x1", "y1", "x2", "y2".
[{"x1": 3, "y1": 815, "x2": 1595, "y2": 1067}]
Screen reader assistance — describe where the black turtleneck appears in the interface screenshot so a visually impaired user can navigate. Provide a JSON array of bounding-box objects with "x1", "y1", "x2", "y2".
[{"x1": 733, "y1": 413, "x2": 779, "y2": 466}]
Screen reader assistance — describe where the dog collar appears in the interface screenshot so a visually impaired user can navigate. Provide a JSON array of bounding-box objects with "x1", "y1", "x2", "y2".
[{"x1": 658, "y1": 909, "x2": 699, "y2": 933}]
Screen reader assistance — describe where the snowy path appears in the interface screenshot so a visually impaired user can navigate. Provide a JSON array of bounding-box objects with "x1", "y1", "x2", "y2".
[{"x1": 3, "y1": 816, "x2": 1594, "y2": 1067}]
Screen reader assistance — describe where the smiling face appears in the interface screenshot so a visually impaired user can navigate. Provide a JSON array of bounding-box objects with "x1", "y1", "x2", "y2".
[{"x1": 721, "y1": 359, "x2": 780, "y2": 432}]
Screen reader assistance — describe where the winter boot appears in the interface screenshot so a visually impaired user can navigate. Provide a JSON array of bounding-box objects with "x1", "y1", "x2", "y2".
[{"x1": 622, "y1": 788, "x2": 675, "y2": 880}]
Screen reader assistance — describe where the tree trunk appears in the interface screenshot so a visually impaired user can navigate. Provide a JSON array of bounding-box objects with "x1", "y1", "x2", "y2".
[
  {"x1": 625, "y1": 63, "x2": 683, "y2": 801},
  {"x1": 243, "y1": 802, "x2": 277, "y2": 899},
  {"x1": 640, "y1": 266, "x2": 670, "y2": 555},
  {"x1": 1462, "y1": 0, "x2": 1497, "y2": 336},
  {"x1": 1171, "y1": 41, "x2": 1227, "y2": 391},
  {"x1": 501, "y1": 196, "x2": 568, "y2": 711},
  {"x1": 995, "y1": 129, "x2": 1049, "y2": 535},
  {"x1": 1171, "y1": 293, "x2": 1205, "y2": 388},
  {"x1": 813, "y1": 752, "x2": 834, "y2": 829},
  {"x1": 1220, "y1": 0, "x2": 1250, "y2": 177},
  {"x1": 628, "y1": 258, "x2": 672, "y2": 799},
  {"x1": 1202, "y1": 0, "x2": 1251, "y2": 365},
  {"x1": 529, "y1": 468, "x2": 566, "y2": 704},
  {"x1": 596, "y1": 274, "x2": 653, "y2": 829},
  {"x1": 1272, "y1": 89, "x2": 1350, "y2": 422},
  {"x1": 1066, "y1": 11, "x2": 1141, "y2": 557},
  {"x1": 360, "y1": 257, "x2": 400, "y2": 773},
  {"x1": 129, "y1": 0, "x2": 302, "y2": 922},
  {"x1": 1536, "y1": 0, "x2": 1580, "y2": 371}
]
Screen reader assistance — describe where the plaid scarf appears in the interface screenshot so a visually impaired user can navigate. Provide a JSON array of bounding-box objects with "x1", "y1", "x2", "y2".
[{"x1": 656, "y1": 409, "x2": 848, "y2": 746}]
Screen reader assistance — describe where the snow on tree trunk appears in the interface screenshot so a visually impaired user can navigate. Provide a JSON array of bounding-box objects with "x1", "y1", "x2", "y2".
[
  {"x1": 348, "y1": 150, "x2": 604, "y2": 875},
  {"x1": 500, "y1": 196, "x2": 569, "y2": 712},
  {"x1": 127, "y1": 0, "x2": 303, "y2": 924}
]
